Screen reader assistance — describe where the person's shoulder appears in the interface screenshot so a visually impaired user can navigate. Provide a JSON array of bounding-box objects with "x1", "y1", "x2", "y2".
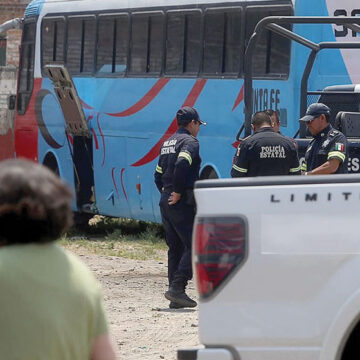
[
  {"x1": 329, "y1": 128, "x2": 347, "y2": 141},
  {"x1": 60, "y1": 246, "x2": 102, "y2": 293}
]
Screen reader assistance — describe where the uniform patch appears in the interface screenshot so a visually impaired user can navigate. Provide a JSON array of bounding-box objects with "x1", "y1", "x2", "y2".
[
  {"x1": 322, "y1": 139, "x2": 330, "y2": 148},
  {"x1": 260, "y1": 145, "x2": 285, "y2": 159},
  {"x1": 335, "y1": 143, "x2": 344, "y2": 151}
]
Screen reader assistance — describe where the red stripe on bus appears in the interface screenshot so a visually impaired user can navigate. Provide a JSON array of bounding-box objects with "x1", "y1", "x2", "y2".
[
  {"x1": 131, "y1": 79, "x2": 207, "y2": 167},
  {"x1": 91, "y1": 128, "x2": 99, "y2": 150},
  {"x1": 111, "y1": 167, "x2": 120, "y2": 198},
  {"x1": 232, "y1": 84, "x2": 244, "y2": 111},
  {"x1": 97, "y1": 113, "x2": 106, "y2": 166},
  {"x1": 106, "y1": 78, "x2": 170, "y2": 117},
  {"x1": 67, "y1": 134, "x2": 74, "y2": 146},
  {"x1": 120, "y1": 168, "x2": 128, "y2": 201},
  {"x1": 80, "y1": 99, "x2": 94, "y2": 110}
]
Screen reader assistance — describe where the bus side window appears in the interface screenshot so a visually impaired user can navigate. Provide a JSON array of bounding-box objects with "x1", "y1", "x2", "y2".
[
  {"x1": 203, "y1": 7, "x2": 243, "y2": 76},
  {"x1": 18, "y1": 21, "x2": 36, "y2": 115},
  {"x1": 165, "y1": 10, "x2": 201, "y2": 76},
  {"x1": 97, "y1": 14, "x2": 129, "y2": 75},
  {"x1": 42, "y1": 17, "x2": 65, "y2": 69},
  {"x1": 129, "y1": 12, "x2": 164, "y2": 75},
  {"x1": 67, "y1": 16, "x2": 96, "y2": 75},
  {"x1": 245, "y1": 5, "x2": 293, "y2": 78}
]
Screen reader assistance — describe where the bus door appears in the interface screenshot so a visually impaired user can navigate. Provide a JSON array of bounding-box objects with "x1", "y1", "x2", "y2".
[{"x1": 45, "y1": 64, "x2": 95, "y2": 212}]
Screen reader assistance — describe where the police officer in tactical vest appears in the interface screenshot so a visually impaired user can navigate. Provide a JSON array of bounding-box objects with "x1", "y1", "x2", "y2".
[
  {"x1": 231, "y1": 111, "x2": 300, "y2": 177},
  {"x1": 299, "y1": 103, "x2": 348, "y2": 175},
  {"x1": 154, "y1": 106, "x2": 206, "y2": 309}
]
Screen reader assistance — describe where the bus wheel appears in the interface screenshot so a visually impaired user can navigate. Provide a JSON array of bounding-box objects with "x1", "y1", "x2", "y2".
[
  {"x1": 43, "y1": 153, "x2": 60, "y2": 176},
  {"x1": 200, "y1": 166, "x2": 219, "y2": 180}
]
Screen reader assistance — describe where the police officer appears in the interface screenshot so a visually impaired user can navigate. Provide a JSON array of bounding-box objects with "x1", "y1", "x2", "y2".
[
  {"x1": 231, "y1": 111, "x2": 300, "y2": 177},
  {"x1": 154, "y1": 106, "x2": 206, "y2": 309},
  {"x1": 299, "y1": 103, "x2": 348, "y2": 175},
  {"x1": 265, "y1": 109, "x2": 281, "y2": 133}
]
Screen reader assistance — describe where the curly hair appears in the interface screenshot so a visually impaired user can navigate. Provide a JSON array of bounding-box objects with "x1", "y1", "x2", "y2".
[{"x1": 0, "y1": 159, "x2": 73, "y2": 245}]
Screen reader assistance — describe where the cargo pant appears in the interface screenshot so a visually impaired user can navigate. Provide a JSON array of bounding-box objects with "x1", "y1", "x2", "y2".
[{"x1": 159, "y1": 191, "x2": 195, "y2": 285}]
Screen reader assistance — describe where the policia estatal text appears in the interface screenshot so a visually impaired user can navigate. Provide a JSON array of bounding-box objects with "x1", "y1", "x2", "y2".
[
  {"x1": 154, "y1": 106, "x2": 206, "y2": 309},
  {"x1": 231, "y1": 111, "x2": 300, "y2": 177}
]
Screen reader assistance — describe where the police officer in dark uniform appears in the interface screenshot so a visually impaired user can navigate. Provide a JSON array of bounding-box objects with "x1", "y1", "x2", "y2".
[
  {"x1": 154, "y1": 106, "x2": 206, "y2": 309},
  {"x1": 265, "y1": 109, "x2": 281, "y2": 133},
  {"x1": 299, "y1": 103, "x2": 348, "y2": 175},
  {"x1": 231, "y1": 111, "x2": 300, "y2": 177}
]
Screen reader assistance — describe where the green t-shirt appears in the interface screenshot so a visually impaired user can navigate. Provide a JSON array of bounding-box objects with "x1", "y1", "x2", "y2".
[{"x1": 0, "y1": 243, "x2": 108, "y2": 360}]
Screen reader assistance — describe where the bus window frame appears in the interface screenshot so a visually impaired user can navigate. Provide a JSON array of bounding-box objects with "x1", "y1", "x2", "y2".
[
  {"x1": 17, "y1": 19, "x2": 36, "y2": 116},
  {"x1": 66, "y1": 14, "x2": 97, "y2": 76},
  {"x1": 202, "y1": 6, "x2": 244, "y2": 79},
  {"x1": 41, "y1": 16, "x2": 66, "y2": 71},
  {"x1": 245, "y1": 4, "x2": 293, "y2": 80},
  {"x1": 164, "y1": 8, "x2": 203, "y2": 78},
  {"x1": 96, "y1": 12, "x2": 130, "y2": 77},
  {"x1": 128, "y1": 10, "x2": 165, "y2": 77}
]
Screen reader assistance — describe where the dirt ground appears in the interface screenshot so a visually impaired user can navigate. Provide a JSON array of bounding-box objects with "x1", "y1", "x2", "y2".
[{"x1": 72, "y1": 248, "x2": 202, "y2": 359}]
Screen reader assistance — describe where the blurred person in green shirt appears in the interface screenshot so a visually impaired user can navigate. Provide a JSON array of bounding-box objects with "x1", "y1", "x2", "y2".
[{"x1": 0, "y1": 159, "x2": 116, "y2": 360}]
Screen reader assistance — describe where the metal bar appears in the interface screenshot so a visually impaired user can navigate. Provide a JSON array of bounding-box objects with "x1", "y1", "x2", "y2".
[
  {"x1": 300, "y1": 49, "x2": 318, "y2": 138},
  {"x1": 319, "y1": 41, "x2": 360, "y2": 49},
  {"x1": 0, "y1": 18, "x2": 23, "y2": 35},
  {"x1": 266, "y1": 23, "x2": 319, "y2": 51},
  {"x1": 344, "y1": 23, "x2": 360, "y2": 34}
]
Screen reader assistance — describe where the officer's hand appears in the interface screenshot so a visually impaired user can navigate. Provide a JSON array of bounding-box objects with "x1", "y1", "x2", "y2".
[{"x1": 168, "y1": 192, "x2": 181, "y2": 205}]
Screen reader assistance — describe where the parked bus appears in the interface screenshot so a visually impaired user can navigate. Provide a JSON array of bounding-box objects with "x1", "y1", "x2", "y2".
[{"x1": 11, "y1": 0, "x2": 360, "y2": 222}]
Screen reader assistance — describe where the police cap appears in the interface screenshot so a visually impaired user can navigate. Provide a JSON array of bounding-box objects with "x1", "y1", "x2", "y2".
[
  {"x1": 176, "y1": 107, "x2": 206, "y2": 126},
  {"x1": 299, "y1": 103, "x2": 331, "y2": 122}
]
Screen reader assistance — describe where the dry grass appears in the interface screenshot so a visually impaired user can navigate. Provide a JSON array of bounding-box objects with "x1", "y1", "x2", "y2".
[{"x1": 59, "y1": 216, "x2": 167, "y2": 261}]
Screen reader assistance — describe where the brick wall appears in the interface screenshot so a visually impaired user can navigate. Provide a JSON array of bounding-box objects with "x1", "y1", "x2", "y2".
[
  {"x1": 0, "y1": 67, "x2": 16, "y2": 134},
  {"x1": 0, "y1": 1, "x2": 30, "y2": 128},
  {"x1": 0, "y1": 0, "x2": 29, "y2": 66}
]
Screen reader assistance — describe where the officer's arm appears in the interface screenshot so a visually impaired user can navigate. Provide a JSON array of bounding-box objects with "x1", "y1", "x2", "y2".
[
  {"x1": 173, "y1": 141, "x2": 198, "y2": 194},
  {"x1": 306, "y1": 158, "x2": 341, "y2": 175},
  {"x1": 154, "y1": 162, "x2": 163, "y2": 193},
  {"x1": 306, "y1": 135, "x2": 346, "y2": 175},
  {"x1": 289, "y1": 146, "x2": 301, "y2": 175},
  {"x1": 231, "y1": 142, "x2": 249, "y2": 178}
]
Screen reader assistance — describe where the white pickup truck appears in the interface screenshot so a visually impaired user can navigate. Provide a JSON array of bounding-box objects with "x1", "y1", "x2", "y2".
[{"x1": 178, "y1": 175, "x2": 360, "y2": 360}]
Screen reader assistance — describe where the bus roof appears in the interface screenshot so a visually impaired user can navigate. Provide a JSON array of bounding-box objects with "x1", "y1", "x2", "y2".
[{"x1": 28, "y1": 0, "x2": 294, "y2": 18}]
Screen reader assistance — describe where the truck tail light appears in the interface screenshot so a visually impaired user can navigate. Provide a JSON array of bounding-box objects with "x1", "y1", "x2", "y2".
[{"x1": 194, "y1": 217, "x2": 247, "y2": 299}]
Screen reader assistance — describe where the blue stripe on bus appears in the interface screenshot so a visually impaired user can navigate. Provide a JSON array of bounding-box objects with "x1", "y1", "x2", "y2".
[{"x1": 25, "y1": 0, "x2": 46, "y2": 17}]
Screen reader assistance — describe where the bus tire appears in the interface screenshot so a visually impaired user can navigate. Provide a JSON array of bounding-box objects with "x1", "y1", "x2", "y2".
[
  {"x1": 43, "y1": 153, "x2": 60, "y2": 176},
  {"x1": 200, "y1": 166, "x2": 219, "y2": 180}
]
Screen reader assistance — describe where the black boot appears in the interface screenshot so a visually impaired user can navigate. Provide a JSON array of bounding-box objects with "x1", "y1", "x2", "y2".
[
  {"x1": 165, "y1": 278, "x2": 197, "y2": 308},
  {"x1": 169, "y1": 301, "x2": 185, "y2": 309}
]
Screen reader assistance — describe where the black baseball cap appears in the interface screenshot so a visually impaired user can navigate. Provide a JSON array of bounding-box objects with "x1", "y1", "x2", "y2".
[
  {"x1": 299, "y1": 103, "x2": 331, "y2": 122},
  {"x1": 176, "y1": 107, "x2": 207, "y2": 126}
]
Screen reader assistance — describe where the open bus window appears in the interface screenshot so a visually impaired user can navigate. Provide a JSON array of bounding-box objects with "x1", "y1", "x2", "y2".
[
  {"x1": 203, "y1": 8, "x2": 242, "y2": 76},
  {"x1": 97, "y1": 14, "x2": 129, "y2": 74},
  {"x1": 129, "y1": 12, "x2": 163, "y2": 75},
  {"x1": 67, "y1": 16, "x2": 96, "y2": 75},
  {"x1": 165, "y1": 10, "x2": 201, "y2": 76},
  {"x1": 245, "y1": 5, "x2": 292, "y2": 78},
  {"x1": 42, "y1": 17, "x2": 65, "y2": 67},
  {"x1": 18, "y1": 22, "x2": 36, "y2": 115}
]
